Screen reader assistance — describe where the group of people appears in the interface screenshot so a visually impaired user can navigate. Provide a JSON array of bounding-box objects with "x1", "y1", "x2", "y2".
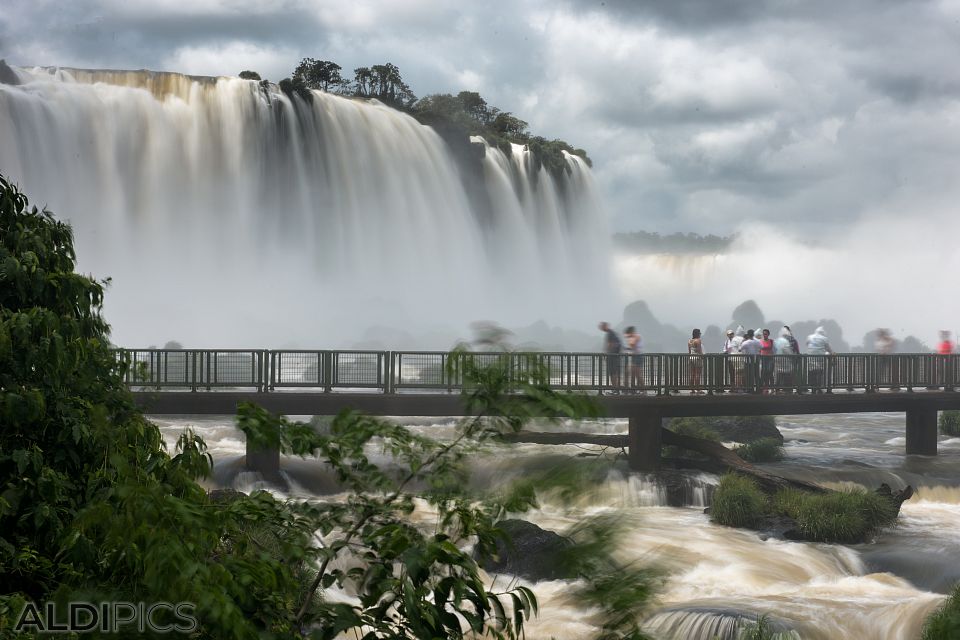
[
  {"x1": 596, "y1": 322, "x2": 954, "y2": 394},
  {"x1": 607, "y1": 322, "x2": 835, "y2": 393}
]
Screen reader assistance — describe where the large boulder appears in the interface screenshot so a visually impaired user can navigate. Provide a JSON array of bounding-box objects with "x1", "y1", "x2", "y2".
[{"x1": 479, "y1": 519, "x2": 575, "y2": 582}]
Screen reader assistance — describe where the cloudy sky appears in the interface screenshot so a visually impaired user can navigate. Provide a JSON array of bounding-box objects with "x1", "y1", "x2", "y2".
[{"x1": 3, "y1": 0, "x2": 960, "y2": 237}]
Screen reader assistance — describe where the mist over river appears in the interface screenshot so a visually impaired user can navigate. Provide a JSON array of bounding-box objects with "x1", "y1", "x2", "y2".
[{"x1": 153, "y1": 412, "x2": 960, "y2": 640}]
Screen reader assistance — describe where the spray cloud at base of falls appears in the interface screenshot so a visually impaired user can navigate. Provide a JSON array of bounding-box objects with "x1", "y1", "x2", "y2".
[
  {"x1": 0, "y1": 66, "x2": 616, "y2": 347},
  {"x1": 613, "y1": 215, "x2": 960, "y2": 347}
]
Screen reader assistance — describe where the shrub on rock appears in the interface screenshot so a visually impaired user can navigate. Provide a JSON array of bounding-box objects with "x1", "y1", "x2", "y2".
[{"x1": 710, "y1": 474, "x2": 767, "y2": 529}]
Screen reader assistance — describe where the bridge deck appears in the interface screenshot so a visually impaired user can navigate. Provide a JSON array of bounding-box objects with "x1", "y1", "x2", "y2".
[
  {"x1": 123, "y1": 349, "x2": 959, "y2": 468},
  {"x1": 132, "y1": 388, "x2": 960, "y2": 418}
]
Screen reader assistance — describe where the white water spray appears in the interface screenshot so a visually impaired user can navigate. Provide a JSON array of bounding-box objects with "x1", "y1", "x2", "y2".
[{"x1": 0, "y1": 67, "x2": 614, "y2": 346}]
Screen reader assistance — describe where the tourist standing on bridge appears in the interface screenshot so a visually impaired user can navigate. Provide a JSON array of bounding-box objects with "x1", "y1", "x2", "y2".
[
  {"x1": 624, "y1": 326, "x2": 644, "y2": 392},
  {"x1": 759, "y1": 329, "x2": 775, "y2": 392},
  {"x1": 783, "y1": 325, "x2": 803, "y2": 392},
  {"x1": 936, "y1": 331, "x2": 954, "y2": 390},
  {"x1": 599, "y1": 322, "x2": 623, "y2": 393},
  {"x1": 806, "y1": 326, "x2": 834, "y2": 393},
  {"x1": 937, "y1": 331, "x2": 954, "y2": 354},
  {"x1": 688, "y1": 328, "x2": 704, "y2": 394},
  {"x1": 728, "y1": 326, "x2": 747, "y2": 391},
  {"x1": 721, "y1": 329, "x2": 738, "y2": 393},
  {"x1": 783, "y1": 326, "x2": 801, "y2": 355},
  {"x1": 740, "y1": 330, "x2": 762, "y2": 393},
  {"x1": 775, "y1": 326, "x2": 796, "y2": 391},
  {"x1": 875, "y1": 328, "x2": 899, "y2": 391},
  {"x1": 722, "y1": 329, "x2": 737, "y2": 355}
]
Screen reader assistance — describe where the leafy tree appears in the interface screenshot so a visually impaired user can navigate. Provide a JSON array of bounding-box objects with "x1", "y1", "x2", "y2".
[
  {"x1": 292, "y1": 58, "x2": 348, "y2": 93},
  {"x1": 352, "y1": 66, "x2": 374, "y2": 96},
  {"x1": 239, "y1": 70, "x2": 261, "y2": 81},
  {"x1": 457, "y1": 90, "x2": 492, "y2": 125},
  {"x1": 0, "y1": 175, "x2": 655, "y2": 637},
  {"x1": 364, "y1": 62, "x2": 417, "y2": 107},
  {"x1": 492, "y1": 112, "x2": 530, "y2": 139}
]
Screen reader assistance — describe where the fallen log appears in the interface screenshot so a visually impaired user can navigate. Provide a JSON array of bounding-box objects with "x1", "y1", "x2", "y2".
[
  {"x1": 659, "y1": 429, "x2": 826, "y2": 493},
  {"x1": 502, "y1": 429, "x2": 826, "y2": 494}
]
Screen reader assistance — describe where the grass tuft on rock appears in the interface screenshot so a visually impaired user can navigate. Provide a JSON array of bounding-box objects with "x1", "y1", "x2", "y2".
[
  {"x1": 774, "y1": 487, "x2": 897, "y2": 543},
  {"x1": 710, "y1": 474, "x2": 767, "y2": 529},
  {"x1": 734, "y1": 438, "x2": 785, "y2": 463},
  {"x1": 923, "y1": 583, "x2": 960, "y2": 639},
  {"x1": 939, "y1": 410, "x2": 960, "y2": 437}
]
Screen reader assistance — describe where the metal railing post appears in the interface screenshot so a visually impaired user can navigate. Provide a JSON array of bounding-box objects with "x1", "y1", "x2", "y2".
[
  {"x1": 190, "y1": 351, "x2": 197, "y2": 392},
  {"x1": 384, "y1": 351, "x2": 394, "y2": 394},
  {"x1": 323, "y1": 351, "x2": 333, "y2": 393}
]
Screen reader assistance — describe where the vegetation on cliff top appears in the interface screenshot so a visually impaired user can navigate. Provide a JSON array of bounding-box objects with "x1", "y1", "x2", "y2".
[{"x1": 245, "y1": 58, "x2": 590, "y2": 177}]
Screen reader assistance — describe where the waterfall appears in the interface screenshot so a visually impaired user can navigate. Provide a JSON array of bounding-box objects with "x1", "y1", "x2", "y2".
[{"x1": 0, "y1": 66, "x2": 613, "y2": 346}]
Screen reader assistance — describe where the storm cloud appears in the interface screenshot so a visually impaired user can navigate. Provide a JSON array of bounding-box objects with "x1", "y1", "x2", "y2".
[{"x1": 3, "y1": 0, "x2": 960, "y2": 236}]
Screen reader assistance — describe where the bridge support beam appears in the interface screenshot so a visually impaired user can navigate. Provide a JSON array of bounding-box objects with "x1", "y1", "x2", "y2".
[
  {"x1": 906, "y1": 408, "x2": 938, "y2": 456},
  {"x1": 246, "y1": 441, "x2": 281, "y2": 477},
  {"x1": 628, "y1": 412, "x2": 663, "y2": 472}
]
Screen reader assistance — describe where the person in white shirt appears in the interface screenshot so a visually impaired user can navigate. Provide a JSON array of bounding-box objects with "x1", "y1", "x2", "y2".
[
  {"x1": 722, "y1": 329, "x2": 737, "y2": 354},
  {"x1": 806, "y1": 326, "x2": 834, "y2": 392},
  {"x1": 774, "y1": 326, "x2": 796, "y2": 390},
  {"x1": 740, "y1": 329, "x2": 762, "y2": 355}
]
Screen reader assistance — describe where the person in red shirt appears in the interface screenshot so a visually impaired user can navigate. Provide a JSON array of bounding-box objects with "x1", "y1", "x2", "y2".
[
  {"x1": 938, "y1": 331, "x2": 954, "y2": 354},
  {"x1": 759, "y1": 329, "x2": 775, "y2": 392},
  {"x1": 937, "y1": 331, "x2": 955, "y2": 390}
]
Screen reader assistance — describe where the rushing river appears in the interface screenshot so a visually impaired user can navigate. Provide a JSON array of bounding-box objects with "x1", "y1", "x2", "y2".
[{"x1": 153, "y1": 412, "x2": 960, "y2": 639}]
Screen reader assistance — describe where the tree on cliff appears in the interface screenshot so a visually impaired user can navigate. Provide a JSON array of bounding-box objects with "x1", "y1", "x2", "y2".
[
  {"x1": 352, "y1": 63, "x2": 417, "y2": 107},
  {"x1": 292, "y1": 58, "x2": 349, "y2": 93},
  {"x1": 0, "y1": 175, "x2": 654, "y2": 638}
]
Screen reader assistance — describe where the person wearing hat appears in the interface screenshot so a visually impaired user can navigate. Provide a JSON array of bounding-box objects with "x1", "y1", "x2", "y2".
[{"x1": 722, "y1": 328, "x2": 740, "y2": 391}]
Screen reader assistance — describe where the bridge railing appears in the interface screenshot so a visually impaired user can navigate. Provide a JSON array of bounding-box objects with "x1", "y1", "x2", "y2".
[
  {"x1": 119, "y1": 349, "x2": 268, "y2": 391},
  {"x1": 115, "y1": 349, "x2": 960, "y2": 395}
]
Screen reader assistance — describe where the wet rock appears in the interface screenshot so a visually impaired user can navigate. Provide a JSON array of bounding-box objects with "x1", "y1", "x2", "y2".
[
  {"x1": 875, "y1": 482, "x2": 913, "y2": 510},
  {"x1": 659, "y1": 468, "x2": 715, "y2": 507},
  {"x1": 0, "y1": 60, "x2": 19, "y2": 85},
  {"x1": 479, "y1": 519, "x2": 575, "y2": 582}
]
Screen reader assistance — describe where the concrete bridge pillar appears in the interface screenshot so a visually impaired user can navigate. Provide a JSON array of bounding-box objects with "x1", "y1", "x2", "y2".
[
  {"x1": 905, "y1": 408, "x2": 938, "y2": 456},
  {"x1": 628, "y1": 411, "x2": 664, "y2": 472}
]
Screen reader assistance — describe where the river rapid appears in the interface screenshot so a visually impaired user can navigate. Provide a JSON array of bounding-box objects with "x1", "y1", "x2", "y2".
[{"x1": 153, "y1": 412, "x2": 960, "y2": 639}]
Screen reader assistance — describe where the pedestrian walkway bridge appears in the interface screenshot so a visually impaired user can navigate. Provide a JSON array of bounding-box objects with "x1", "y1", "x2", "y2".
[{"x1": 121, "y1": 349, "x2": 960, "y2": 471}]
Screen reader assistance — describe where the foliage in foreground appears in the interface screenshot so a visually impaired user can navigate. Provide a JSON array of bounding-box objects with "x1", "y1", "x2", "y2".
[
  {"x1": 0, "y1": 174, "x2": 657, "y2": 638},
  {"x1": 923, "y1": 583, "x2": 960, "y2": 640},
  {"x1": 734, "y1": 438, "x2": 785, "y2": 463},
  {"x1": 939, "y1": 410, "x2": 960, "y2": 437}
]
